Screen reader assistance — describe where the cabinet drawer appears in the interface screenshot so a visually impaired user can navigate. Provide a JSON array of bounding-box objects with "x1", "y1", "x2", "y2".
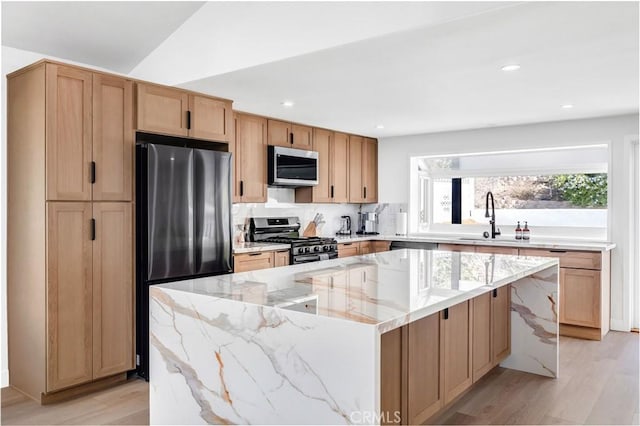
[
  {"x1": 273, "y1": 250, "x2": 290, "y2": 268},
  {"x1": 233, "y1": 252, "x2": 274, "y2": 272},
  {"x1": 519, "y1": 248, "x2": 601, "y2": 270},
  {"x1": 438, "y1": 244, "x2": 476, "y2": 252},
  {"x1": 475, "y1": 245, "x2": 519, "y2": 255},
  {"x1": 372, "y1": 240, "x2": 391, "y2": 253},
  {"x1": 359, "y1": 241, "x2": 372, "y2": 255},
  {"x1": 338, "y1": 243, "x2": 359, "y2": 258}
]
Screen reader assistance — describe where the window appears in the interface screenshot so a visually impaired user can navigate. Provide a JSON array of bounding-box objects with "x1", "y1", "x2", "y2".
[{"x1": 413, "y1": 145, "x2": 608, "y2": 235}]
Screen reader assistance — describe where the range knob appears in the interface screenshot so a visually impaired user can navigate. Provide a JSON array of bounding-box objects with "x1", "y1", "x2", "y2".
[
  {"x1": 297, "y1": 248, "x2": 305, "y2": 254},
  {"x1": 304, "y1": 247, "x2": 310, "y2": 253},
  {"x1": 314, "y1": 246, "x2": 320, "y2": 252},
  {"x1": 323, "y1": 245, "x2": 329, "y2": 251}
]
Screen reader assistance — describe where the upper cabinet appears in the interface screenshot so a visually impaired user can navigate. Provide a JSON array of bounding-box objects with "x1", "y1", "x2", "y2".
[
  {"x1": 136, "y1": 83, "x2": 232, "y2": 143},
  {"x1": 295, "y1": 129, "x2": 350, "y2": 203},
  {"x1": 233, "y1": 113, "x2": 267, "y2": 203},
  {"x1": 46, "y1": 64, "x2": 133, "y2": 202},
  {"x1": 267, "y1": 119, "x2": 313, "y2": 150},
  {"x1": 348, "y1": 136, "x2": 378, "y2": 203}
]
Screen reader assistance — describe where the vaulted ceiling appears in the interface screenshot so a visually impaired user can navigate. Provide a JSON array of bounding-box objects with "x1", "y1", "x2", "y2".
[{"x1": 2, "y1": 1, "x2": 638, "y2": 137}]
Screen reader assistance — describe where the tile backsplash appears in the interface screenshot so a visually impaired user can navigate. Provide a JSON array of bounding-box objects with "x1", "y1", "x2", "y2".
[{"x1": 233, "y1": 188, "x2": 407, "y2": 238}]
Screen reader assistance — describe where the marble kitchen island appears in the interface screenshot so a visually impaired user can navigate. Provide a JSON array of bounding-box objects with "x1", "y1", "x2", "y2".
[{"x1": 149, "y1": 249, "x2": 559, "y2": 425}]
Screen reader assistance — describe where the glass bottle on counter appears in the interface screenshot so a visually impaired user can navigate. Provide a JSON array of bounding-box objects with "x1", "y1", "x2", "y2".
[
  {"x1": 523, "y1": 221, "x2": 530, "y2": 240},
  {"x1": 515, "y1": 221, "x2": 523, "y2": 240}
]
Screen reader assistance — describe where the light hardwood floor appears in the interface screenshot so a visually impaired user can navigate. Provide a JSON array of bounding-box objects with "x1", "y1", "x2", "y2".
[{"x1": 1, "y1": 332, "x2": 637, "y2": 425}]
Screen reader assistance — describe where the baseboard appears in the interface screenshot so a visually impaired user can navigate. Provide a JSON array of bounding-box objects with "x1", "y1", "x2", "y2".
[
  {"x1": 1, "y1": 369, "x2": 8, "y2": 388},
  {"x1": 610, "y1": 319, "x2": 631, "y2": 332}
]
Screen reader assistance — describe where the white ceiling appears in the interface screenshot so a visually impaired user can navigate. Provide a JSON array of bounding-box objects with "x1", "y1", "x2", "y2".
[
  {"x1": 1, "y1": 1, "x2": 205, "y2": 73},
  {"x1": 1, "y1": 1, "x2": 638, "y2": 138}
]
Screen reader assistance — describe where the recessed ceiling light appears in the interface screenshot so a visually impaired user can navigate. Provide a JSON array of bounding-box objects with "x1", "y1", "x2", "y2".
[
  {"x1": 561, "y1": 104, "x2": 574, "y2": 109},
  {"x1": 281, "y1": 101, "x2": 294, "y2": 107},
  {"x1": 501, "y1": 64, "x2": 521, "y2": 72},
  {"x1": 376, "y1": 124, "x2": 385, "y2": 129}
]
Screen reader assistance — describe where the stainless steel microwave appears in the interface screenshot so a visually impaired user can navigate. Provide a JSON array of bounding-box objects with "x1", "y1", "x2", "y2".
[{"x1": 268, "y1": 146, "x2": 319, "y2": 187}]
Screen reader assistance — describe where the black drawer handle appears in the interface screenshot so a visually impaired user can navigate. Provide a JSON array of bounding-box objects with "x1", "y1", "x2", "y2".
[
  {"x1": 364, "y1": 186, "x2": 367, "y2": 199},
  {"x1": 247, "y1": 252, "x2": 262, "y2": 257},
  {"x1": 90, "y1": 161, "x2": 96, "y2": 184},
  {"x1": 186, "y1": 110, "x2": 191, "y2": 130},
  {"x1": 289, "y1": 133, "x2": 294, "y2": 145},
  {"x1": 240, "y1": 180, "x2": 244, "y2": 196},
  {"x1": 90, "y1": 218, "x2": 96, "y2": 241},
  {"x1": 331, "y1": 185, "x2": 334, "y2": 198},
  {"x1": 342, "y1": 243, "x2": 353, "y2": 246},
  {"x1": 493, "y1": 288, "x2": 498, "y2": 298},
  {"x1": 444, "y1": 308, "x2": 449, "y2": 320},
  {"x1": 549, "y1": 250, "x2": 567, "y2": 253}
]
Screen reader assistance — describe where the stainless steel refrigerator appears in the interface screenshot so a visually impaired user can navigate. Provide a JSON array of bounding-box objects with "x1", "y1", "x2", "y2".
[{"x1": 136, "y1": 142, "x2": 232, "y2": 379}]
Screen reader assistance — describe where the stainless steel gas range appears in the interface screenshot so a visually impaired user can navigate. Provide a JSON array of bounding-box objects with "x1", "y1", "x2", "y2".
[{"x1": 248, "y1": 217, "x2": 338, "y2": 264}]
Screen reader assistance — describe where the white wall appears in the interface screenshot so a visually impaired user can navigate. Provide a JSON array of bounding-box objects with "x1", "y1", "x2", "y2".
[{"x1": 379, "y1": 114, "x2": 640, "y2": 331}]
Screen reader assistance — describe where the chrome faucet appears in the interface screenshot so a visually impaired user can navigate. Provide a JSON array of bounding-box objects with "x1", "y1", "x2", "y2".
[{"x1": 484, "y1": 191, "x2": 501, "y2": 239}]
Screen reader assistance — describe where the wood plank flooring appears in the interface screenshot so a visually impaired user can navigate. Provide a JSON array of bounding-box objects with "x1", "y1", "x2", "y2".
[{"x1": 0, "y1": 332, "x2": 637, "y2": 425}]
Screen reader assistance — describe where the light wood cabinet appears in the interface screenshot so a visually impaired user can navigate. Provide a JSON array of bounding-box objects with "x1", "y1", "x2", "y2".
[
  {"x1": 472, "y1": 293, "x2": 492, "y2": 382},
  {"x1": 407, "y1": 313, "x2": 444, "y2": 424},
  {"x1": 380, "y1": 328, "x2": 403, "y2": 426},
  {"x1": 519, "y1": 248, "x2": 609, "y2": 340},
  {"x1": 438, "y1": 244, "x2": 477, "y2": 252},
  {"x1": 189, "y1": 95, "x2": 232, "y2": 142},
  {"x1": 338, "y1": 242, "x2": 359, "y2": 258},
  {"x1": 136, "y1": 84, "x2": 188, "y2": 137},
  {"x1": 92, "y1": 75, "x2": 133, "y2": 201},
  {"x1": 274, "y1": 250, "x2": 290, "y2": 267},
  {"x1": 137, "y1": 83, "x2": 232, "y2": 142},
  {"x1": 359, "y1": 241, "x2": 372, "y2": 255},
  {"x1": 233, "y1": 113, "x2": 267, "y2": 203},
  {"x1": 475, "y1": 245, "x2": 518, "y2": 255},
  {"x1": 442, "y1": 301, "x2": 473, "y2": 404},
  {"x1": 348, "y1": 135, "x2": 364, "y2": 203},
  {"x1": 492, "y1": 285, "x2": 511, "y2": 364},
  {"x1": 234, "y1": 252, "x2": 274, "y2": 272},
  {"x1": 92, "y1": 203, "x2": 134, "y2": 379},
  {"x1": 267, "y1": 119, "x2": 312, "y2": 149},
  {"x1": 372, "y1": 240, "x2": 392, "y2": 253},
  {"x1": 363, "y1": 137, "x2": 378, "y2": 203},
  {"x1": 46, "y1": 202, "x2": 93, "y2": 391},
  {"x1": 46, "y1": 64, "x2": 93, "y2": 201},
  {"x1": 8, "y1": 62, "x2": 136, "y2": 402},
  {"x1": 296, "y1": 129, "x2": 351, "y2": 204},
  {"x1": 560, "y1": 268, "x2": 601, "y2": 328}
]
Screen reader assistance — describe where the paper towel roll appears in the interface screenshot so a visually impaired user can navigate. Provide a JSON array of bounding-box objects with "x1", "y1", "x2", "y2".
[{"x1": 395, "y1": 212, "x2": 408, "y2": 236}]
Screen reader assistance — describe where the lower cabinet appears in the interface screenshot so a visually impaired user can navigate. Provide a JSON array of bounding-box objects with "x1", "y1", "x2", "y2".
[
  {"x1": 46, "y1": 202, "x2": 134, "y2": 393},
  {"x1": 233, "y1": 249, "x2": 291, "y2": 272},
  {"x1": 381, "y1": 293, "x2": 511, "y2": 424},
  {"x1": 338, "y1": 242, "x2": 359, "y2": 258},
  {"x1": 338, "y1": 240, "x2": 391, "y2": 258}
]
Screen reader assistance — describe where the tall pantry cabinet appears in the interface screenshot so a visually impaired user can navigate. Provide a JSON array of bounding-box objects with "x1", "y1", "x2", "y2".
[{"x1": 7, "y1": 62, "x2": 134, "y2": 402}]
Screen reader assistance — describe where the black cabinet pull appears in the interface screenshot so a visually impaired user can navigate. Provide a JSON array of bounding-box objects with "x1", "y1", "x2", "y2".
[
  {"x1": 90, "y1": 218, "x2": 96, "y2": 241},
  {"x1": 549, "y1": 249, "x2": 567, "y2": 253},
  {"x1": 493, "y1": 288, "x2": 498, "y2": 298},
  {"x1": 444, "y1": 308, "x2": 449, "y2": 320},
  {"x1": 289, "y1": 132, "x2": 294, "y2": 145},
  {"x1": 240, "y1": 180, "x2": 244, "y2": 196},
  {"x1": 90, "y1": 161, "x2": 96, "y2": 184},
  {"x1": 331, "y1": 185, "x2": 334, "y2": 198},
  {"x1": 186, "y1": 111, "x2": 191, "y2": 130},
  {"x1": 363, "y1": 186, "x2": 367, "y2": 199},
  {"x1": 248, "y1": 252, "x2": 262, "y2": 257},
  {"x1": 343, "y1": 242, "x2": 353, "y2": 246}
]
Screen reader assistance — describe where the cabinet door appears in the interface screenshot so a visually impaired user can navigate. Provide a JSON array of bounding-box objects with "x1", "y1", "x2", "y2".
[
  {"x1": 136, "y1": 83, "x2": 188, "y2": 137},
  {"x1": 363, "y1": 138, "x2": 378, "y2": 202},
  {"x1": 312, "y1": 128, "x2": 333, "y2": 202},
  {"x1": 267, "y1": 119, "x2": 291, "y2": 147},
  {"x1": 92, "y1": 202, "x2": 133, "y2": 379},
  {"x1": 189, "y1": 95, "x2": 231, "y2": 142},
  {"x1": 332, "y1": 132, "x2": 350, "y2": 203},
  {"x1": 373, "y1": 241, "x2": 391, "y2": 253},
  {"x1": 235, "y1": 114, "x2": 267, "y2": 202},
  {"x1": 233, "y1": 252, "x2": 274, "y2": 272},
  {"x1": 492, "y1": 285, "x2": 511, "y2": 364},
  {"x1": 92, "y1": 75, "x2": 133, "y2": 201},
  {"x1": 380, "y1": 328, "x2": 403, "y2": 425},
  {"x1": 560, "y1": 268, "x2": 601, "y2": 327},
  {"x1": 407, "y1": 313, "x2": 443, "y2": 424},
  {"x1": 47, "y1": 202, "x2": 93, "y2": 391},
  {"x1": 338, "y1": 243, "x2": 359, "y2": 258},
  {"x1": 476, "y1": 245, "x2": 518, "y2": 255},
  {"x1": 359, "y1": 241, "x2": 372, "y2": 255},
  {"x1": 348, "y1": 135, "x2": 365, "y2": 202},
  {"x1": 472, "y1": 293, "x2": 492, "y2": 382},
  {"x1": 291, "y1": 124, "x2": 313, "y2": 150},
  {"x1": 46, "y1": 64, "x2": 92, "y2": 201},
  {"x1": 274, "y1": 250, "x2": 290, "y2": 267},
  {"x1": 442, "y1": 301, "x2": 472, "y2": 404},
  {"x1": 438, "y1": 244, "x2": 476, "y2": 252}
]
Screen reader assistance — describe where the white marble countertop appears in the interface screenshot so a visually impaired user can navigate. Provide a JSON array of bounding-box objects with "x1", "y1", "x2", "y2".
[
  {"x1": 157, "y1": 249, "x2": 557, "y2": 333},
  {"x1": 332, "y1": 233, "x2": 615, "y2": 252},
  {"x1": 233, "y1": 241, "x2": 291, "y2": 254}
]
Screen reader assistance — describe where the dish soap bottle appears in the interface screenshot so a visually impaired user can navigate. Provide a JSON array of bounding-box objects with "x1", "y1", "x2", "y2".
[
  {"x1": 523, "y1": 221, "x2": 530, "y2": 241},
  {"x1": 515, "y1": 221, "x2": 522, "y2": 240}
]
